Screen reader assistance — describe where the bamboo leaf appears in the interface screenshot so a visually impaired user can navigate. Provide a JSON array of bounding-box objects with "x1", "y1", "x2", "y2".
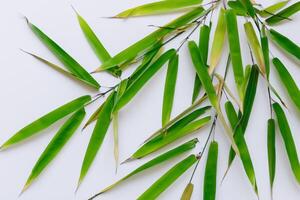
[
  {"x1": 269, "y1": 28, "x2": 300, "y2": 61},
  {"x1": 258, "y1": 1, "x2": 290, "y2": 17},
  {"x1": 261, "y1": 35, "x2": 270, "y2": 79},
  {"x1": 26, "y1": 19, "x2": 100, "y2": 89},
  {"x1": 0, "y1": 96, "x2": 91, "y2": 150},
  {"x1": 95, "y1": 7, "x2": 205, "y2": 72},
  {"x1": 22, "y1": 108, "x2": 86, "y2": 193},
  {"x1": 226, "y1": 9, "x2": 245, "y2": 101},
  {"x1": 75, "y1": 9, "x2": 121, "y2": 77},
  {"x1": 272, "y1": 58, "x2": 300, "y2": 111},
  {"x1": 244, "y1": 22, "x2": 266, "y2": 74},
  {"x1": 91, "y1": 139, "x2": 198, "y2": 198},
  {"x1": 114, "y1": 49, "x2": 176, "y2": 112},
  {"x1": 114, "y1": 0, "x2": 203, "y2": 18},
  {"x1": 228, "y1": 1, "x2": 248, "y2": 16},
  {"x1": 137, "y1": 155, "x2": 198, "y2": 200},
  {"x1": 238, "y1": 0, "x2": 256, "y2": 17},
  {"x1": 188, "y1": 41, "x2": 218, "y2": 109},
  {"x1": 181, "y1": 183, "x2": 194, "y2": 200},
  {"x1": 266, "y1": 2, "x2": 300, "y2": 25},
  {"x1": 267, "y1": 118, "x2": 276, "y2": 192},
  {"x1": 192, "y1": 24, "x2": 211, "y2": 103},
  {"x1": 82, "y1": 102, "x2": 105, "y2": 131},
  {"x1": 273, "y1": 103, "x2": 300, "y2": 184},
  {"x1": 131, "y1": 116, "x2": 211, "y2": 159},
  {"x1": 203, "y1": 141, "x2": 218, "y2": 200},
  {"x1": 162, "y1": 53, "x2": 179, "y2": 126},
  {"x1": 78, "y1": 92, "x2": 116, "y2": 187},
  {"x1": 209, "y1": 8, "x2": 227, "y2": 73},
  {"x1": 21, "y1": 50, "x2": 100, "y2": 89},
  {"x1": 224, "y1": 101, "x2": 258, "y2": 195}
]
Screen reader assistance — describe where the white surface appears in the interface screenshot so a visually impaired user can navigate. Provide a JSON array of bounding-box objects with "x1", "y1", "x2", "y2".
[{"x1": 1, "y1": 0, "x2": 300, "y2": 200}]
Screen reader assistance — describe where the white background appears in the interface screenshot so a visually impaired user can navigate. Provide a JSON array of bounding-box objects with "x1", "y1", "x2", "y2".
[{"x1": 1, "y1": 0, "x2": 300, "y2": 200}]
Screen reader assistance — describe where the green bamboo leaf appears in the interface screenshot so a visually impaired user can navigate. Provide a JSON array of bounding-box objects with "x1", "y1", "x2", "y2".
[
  {"x1": 21, "y1": 50, "x2": 100, "y2": 89},
  {"x1": 242, "y1": 64, "x2": 252, "y2": 94},
  {"x1": 188, "y1": 41, "x2": 218, "y2": 109},
  {"x1": 74, "y1": 9, "x2": 121, "y2": 77},
  {"x1": 114, "y1": 0, "x2": 203, "y2": 18},
  {"x1": 269, "y1": 28, "x2": 300, "y2": 61},
  {"x1": 26, "y1": 18, "x2": 100, "y2": 89},
  {"x1": 95, "y1": 7, "x2": 205, "y2": 72},
  {"x1": 209, "y1": 8, "x2": 227, "y2": 73},
  {"x1": 257, "y1": 1, "x2": 290, "y2": 17},
  {"x1": 162, "y1": 54, "x2": 179, "y2": 126},
  {"x1": 224, "y1": 101, "x2": 258, "y2": 195},
  {"x1": 267, "y1": 118, "x2": 276, "y2": 192},
  {"x1": 266, "y1": 2, "x2": 300, "y2": 25},
  {"x1": 82, "y1": 102, "x2": 105, "y2": 131},
  {"x1": 192, "y1": 24, "x2": 211, "y2": 103},
  {"x1": 114, "y1": 49, "x2": 176, "y2": 112},
  {"x1": 228, "y1": 1, "x2": 248, "y2": 16},
  {"x1": 273, "y1": 103, "x2": 300, "y2": 184},
  {"x1": 22, "y1": 108, "x2": 86, "y2": 193},
  {"x1": 244, "y1": 22, "x2": 266, "y2": 74},
  {"x1": 131, "y1": 116, "x2": 211, "y2": 159},
  {"x1": 137, "y1": 155, "x2": 198, "y2": 200},
  {"x1": 272, "y1": 58, "x2": 300, "y2": 111},
  {"x1": 203, "y1": 141, "x2": 218, "y2": 200},
  {"x1": 226, "y1": 9, "x2": 245, "y2": 101},
  {"x1": 78, "y1": 92, "x2": 116, "y2": 188},
  {"x1": 181, "y1": 183, "x2": 194, "y2": 200},
  {"x1": 90, "y1": 139, "x2": 198, "y2": 198},
  {"x1": 0, "y1": 96, "x2": 91, "y2": 150},
  {"x1": 261, "y1": 35, "x2": 270, "y2": 79},
  {"x1": 238, "y1": 0, "x2": 256, "y2": 17}
]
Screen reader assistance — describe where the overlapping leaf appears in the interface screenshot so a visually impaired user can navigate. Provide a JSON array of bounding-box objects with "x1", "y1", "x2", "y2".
[
  {"x1": 1, "y1": 95, "x2": 91, "y2": 150},
  {"x1": 266, "y1": 2, "x2": 300, "y2": 25}
]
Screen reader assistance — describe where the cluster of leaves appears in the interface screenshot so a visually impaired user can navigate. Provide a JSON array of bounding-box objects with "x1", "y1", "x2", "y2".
[{"x1": 3, "y1": 0, "x2": 300, "y2": 199}]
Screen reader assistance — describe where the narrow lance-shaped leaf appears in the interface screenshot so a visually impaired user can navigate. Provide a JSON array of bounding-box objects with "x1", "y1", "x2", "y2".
[
  {"x1": 209, "y1": 8, "x2": 227, "y2": 73},
  {"x1": 224, "y1": 101, "x2": 259, "y2": 195},
  {"x1": 238, "y1": 0, "x2": 256, "y2": 17},
  {"x1": 266, "y1": 2, "x2": 300, "y2": 25},
  {"x1": 181, "y1": 183, "x2": 194, "y2": 200},
  {"x1": 96, "y1": 7, "x2": 205, "y2": 72},
  {"x1": 78, "y1": 92, "x2": 116, "y2": 188},
  {"x1": 188, "y1": 41, "x2": 239, "y2": 154},
  {"x1": 257, "y1": 0, "x2": 290, "y2": 17},
  {"x1": 114, "y1": 0, "x2": 203, "y2": 18},
  {"x1": 226, "y1": 65, "x2": 259, "y2": 166},
  {"x1": 269, "y1": 28, "x2": 300, "y2": 61},
  {"x1": 203, "y1": 141, "x2": 218, "y2": 200},
  {"x1": 273, "y1": 103, "x2": 300, "y2": 184},
  {"x1": 22, "y1": 108, "x2": 86, "y2": 193},
  {"x1": 113, "y1": 79, "x2": 128, "y2": 169},
  {"x1": 26, "y1": 19, "x2": 100, "y2": 89},
  {"x1": 261, "y1": 34, "x2": 270, "y2": 79},
  {"x1": 131, "y1": 115, "x2": 211, "y2": 160},
  {"x1": 192, "y1": 24, "x2": 211, "y2": 103},
  {"x1": 244, "y1": 22, "x2": 266, "y2": 74},
  {"x1": 75, "y1": 10, "x2": 121, "y2": 76},
  {"x1": 137, "y1": 155, "x2": 198, "y2": 200},
  {"x1": 162, "y1": 53, "x2": 179, "y2": 126},
  {"x1": 267, "y1": 119, "x2": 276, "y2": 193},
  {"x1": 228, "y1": 1, "x2": 248, "y2": 16},
  {"x1": 272, "y1": 58, "x2": 300, "y2": 111},
  {"x1": 114, "y1": 49, "x2": 176, "y2": 112},
  {"x1": 226, "y1": 9, "x2": 245, "y2": 101},
  {"x1": 90, "y1": 138, "x2": 199, "y2": 198},
  {"x1": 0, "y1": 95, "x2": 91, "y2": 150},
  {"x1": 21, "y1": 50, "x2": 100, "y2": 89}
]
